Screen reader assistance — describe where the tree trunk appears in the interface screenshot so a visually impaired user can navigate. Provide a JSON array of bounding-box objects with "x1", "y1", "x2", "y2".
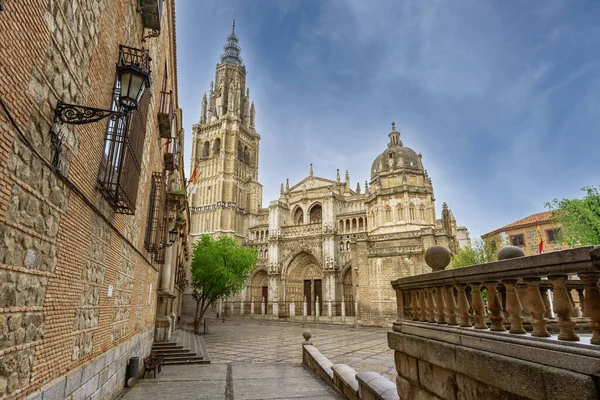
[{"x1": 194, "y1": 299, "x2": 202, "y2": 334}]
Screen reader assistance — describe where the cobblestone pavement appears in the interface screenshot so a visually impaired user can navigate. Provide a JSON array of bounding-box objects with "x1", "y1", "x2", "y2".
[
  {"x1": 120, "y1": 363, "x2": 343, "y2": 400},
  {"x1": 202, "y1": 318, "x2": 397, "y2": 382}
]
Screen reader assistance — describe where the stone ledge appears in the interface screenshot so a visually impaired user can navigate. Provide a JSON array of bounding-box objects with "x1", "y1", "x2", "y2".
[
  {"x1": 389, "y1": 331, "x2": 598, "y2": 400},
  {"x1": 302, "y1": 344, "x2": 334, "y2": 385},
  {"x1": 390, "y1": 323, "x2": 600, "y2": 376},
  {"x1": 332, "y1": 364, "x2": 359, "y2": 400},
  {"x1": 356, "y1": 371, "x2": 399, "y2": 400}
]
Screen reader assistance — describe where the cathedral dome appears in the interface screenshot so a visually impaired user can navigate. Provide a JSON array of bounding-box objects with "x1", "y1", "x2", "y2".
[{"x1": 370, "y1": 123, "x2": 423, "y2": 179}]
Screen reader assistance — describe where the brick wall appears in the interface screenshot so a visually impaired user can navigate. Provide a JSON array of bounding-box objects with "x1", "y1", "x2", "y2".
[{"x1": 0, "y1": 0, "x2": 182, "y2": 398}]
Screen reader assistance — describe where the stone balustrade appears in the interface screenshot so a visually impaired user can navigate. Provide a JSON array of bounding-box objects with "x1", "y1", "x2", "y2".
[
  {"x1": 281, "y1": 222, "x2": 324, "y2": 238},
  {"x1": 392, "y1": 246, "x2": 600, "y2": 344},
  {"x1": 389, "y1": 245, "x2": 600, "y2": 400}
]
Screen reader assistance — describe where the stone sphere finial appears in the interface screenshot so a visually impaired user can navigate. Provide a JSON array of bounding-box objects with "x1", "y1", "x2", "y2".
[
  {"x1": 424, "y1": 246, "x2": 452, "y2": 272},
  {"x1": 302, "y1": 330, "x2": 312, "y2": 345},
  {"x1": 497, "y1": 246, "x2": 525, "y2": 260}
]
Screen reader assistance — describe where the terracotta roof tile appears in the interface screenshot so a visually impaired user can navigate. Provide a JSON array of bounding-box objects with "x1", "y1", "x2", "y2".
[{"x1": 483, "y1": 211, "x2": 554, "y2": 237}]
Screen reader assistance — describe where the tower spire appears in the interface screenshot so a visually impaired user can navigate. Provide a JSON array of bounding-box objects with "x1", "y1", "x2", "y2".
[{"x1": 220, "y1": 16, "x2": 243, "y2": 66}]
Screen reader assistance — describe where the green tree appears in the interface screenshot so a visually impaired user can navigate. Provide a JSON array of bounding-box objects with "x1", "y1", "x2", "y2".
[
  {"x1": 546, "y1": 186, "x2": 600, "y2": 246},
  {"x1": 191, "y1": 234, "x2": 256, "y2": 333},
  {"x1": 450, "y1": 238, "x2": 497, "y2": 269}
]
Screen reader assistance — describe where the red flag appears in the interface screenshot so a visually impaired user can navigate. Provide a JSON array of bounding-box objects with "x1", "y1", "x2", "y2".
[
  {"x1": 188, "y1": 159, "x2": 201, "y2": 183},
  {"x1": 536, "y1": 219, "x2": 543, "y2": 254}
]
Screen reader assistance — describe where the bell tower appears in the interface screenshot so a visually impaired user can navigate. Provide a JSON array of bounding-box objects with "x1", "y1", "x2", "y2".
[{"x1": 189, "y1": 18, "x2": 262, "y2": 239}]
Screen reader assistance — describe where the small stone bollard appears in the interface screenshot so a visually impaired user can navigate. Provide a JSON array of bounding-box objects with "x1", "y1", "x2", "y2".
[{"x1": 303, "y1": 330, "x2": 312, "y2": 346}]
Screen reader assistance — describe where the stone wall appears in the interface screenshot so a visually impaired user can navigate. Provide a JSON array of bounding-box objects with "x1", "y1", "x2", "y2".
[
  {"x1": 389, "y1": 331, "x2": 599, "y2": 400},
  {"x1": 24, "y1": 327, "x2": 154, "y2": 400},
  {"x1": 353, "y1": 238, "x2": 426, "y2": 327},
  {"x1": 0, "y1": 0, "x2": 180, "y2": 398},
  {"x1": 484, "y1": 221, "x2": 568, "y2": 257}
]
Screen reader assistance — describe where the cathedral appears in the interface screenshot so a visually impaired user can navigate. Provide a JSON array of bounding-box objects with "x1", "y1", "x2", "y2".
[{"x1": 186, "y1": 21, "x2": 470, "y2": 326}]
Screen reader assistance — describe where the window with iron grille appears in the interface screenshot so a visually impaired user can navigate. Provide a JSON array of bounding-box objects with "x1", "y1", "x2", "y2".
[
  {"x1": 511, "y1": 234, "x2": 525, "y2": 246},
  {"x1": 547, "y1": 228, "x2": 560, "y2": 243},
  {"x1": 97, "y1": 50, "x2": 150, "y2": 215},
  {"x1": 144, "y1": 172, "x2": 164, "y2": 253}
]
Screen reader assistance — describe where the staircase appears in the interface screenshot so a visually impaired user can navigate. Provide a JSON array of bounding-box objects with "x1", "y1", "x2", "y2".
[{"x1": 151, "y1": 329, "x2": 210, "y2": 365}]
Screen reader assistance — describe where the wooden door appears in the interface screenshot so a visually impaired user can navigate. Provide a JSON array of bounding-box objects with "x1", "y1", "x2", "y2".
[
  {"x1": 304, "y1": 280, "x2": 312, "y2": 316},
  {"x1": 262, "y1": 286, "x2": 268, "y2": 302},
  {"x1": 314, "y1": 279, "x2": 322, "y2": 314}
]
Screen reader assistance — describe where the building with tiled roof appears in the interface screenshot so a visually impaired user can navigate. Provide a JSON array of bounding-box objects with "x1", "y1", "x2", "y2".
[{"x1": 481, "y1": 211, "x2": 568, "y2": 256}]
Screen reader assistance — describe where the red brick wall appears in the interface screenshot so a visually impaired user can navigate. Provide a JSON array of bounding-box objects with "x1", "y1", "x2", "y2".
[{"x1": 0, "y1": 0, "x2": 181, "y2": 397}]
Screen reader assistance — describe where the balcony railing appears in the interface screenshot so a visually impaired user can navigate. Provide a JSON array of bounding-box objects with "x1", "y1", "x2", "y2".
[
  {"x1": 157, "y1": 90, "x2": 173, "y2": 139},
  {"x1": 139, "y1": 0, "x2": 163, "y2": 32},
  {"x1": 281, "y1": 223, "x2": 323, "y2": 238},
  {"x1": 164, "y1": 138, "x2": 179, "y2": 171},
  {"x1": 392, "y1": 246, "x2": 600, "y2": 345}
]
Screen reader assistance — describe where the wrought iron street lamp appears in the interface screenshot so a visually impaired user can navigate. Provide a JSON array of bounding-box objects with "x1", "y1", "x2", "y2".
[
  {"x1": 159, "y1": 228, "x2": 179, "y2": 249},
  {"x1": 53, "y1": 45, "x2": 150, "y2": 125}
]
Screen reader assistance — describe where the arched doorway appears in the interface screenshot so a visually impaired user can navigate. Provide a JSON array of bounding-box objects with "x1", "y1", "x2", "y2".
[
  {"x1": 250, "y1": 270, "x2": 268, "y2": 304},
  {"x1": 342, "y1": 268, "x2": 355, "y2": 316},
  {"x1": 285, "y1": 252, "x2": 323, "y2": 316}
]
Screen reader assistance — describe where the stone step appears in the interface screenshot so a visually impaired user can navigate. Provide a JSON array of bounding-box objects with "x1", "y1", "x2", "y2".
[
  {"x1": 152, "y1": 349, "x2": 191, "y2": 355},
  {"x1": 152, "y1": 342, "x2": 179, "y2": 347},
  {"x1": 161, "y1": 353, "x2": 200, "y2": 360},
  {"x1": 152, "y1": 345, "x2": 184, "y2": 350},
  {"x1": 164, "y1": 357, "x2": 209, "y2": 365}
]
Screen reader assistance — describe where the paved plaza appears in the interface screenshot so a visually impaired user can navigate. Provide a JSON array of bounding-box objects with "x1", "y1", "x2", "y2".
[
  {"x1": 203, "y1": 318, "x2": 396, "y2": 381},
  {"x1": 120, "y1": 363, "x2": 343, "y2": 400},
  {"x1": 120, "y1": 319, "x2": 395, "y2": 399}
]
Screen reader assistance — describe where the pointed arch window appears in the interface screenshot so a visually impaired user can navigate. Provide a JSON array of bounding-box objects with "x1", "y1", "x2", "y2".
[
  {"x1": 309, "y1": 204, "x2": 322, "y2": 223},
  {"x1": 385, "y1": 208, "x2": 392, "y2": 223},
  {"x1": 419, "y1": 207, "x2": 425, "y2": 221},
  {"x1": 409, "y1": 206, "x2": 415, "y2": 220},
  {"x1": 293, "y1": 207, "x2": 304, "y2": 225},
  {"x1": 397, "y1": 206, "x2": 404, "y2": 221},
  {"x1": 202, "y1": 141, "x2": 210, "y2": 157},
  {"x1": 213, "y1": 138, "x2": 221, "y2": 155}
]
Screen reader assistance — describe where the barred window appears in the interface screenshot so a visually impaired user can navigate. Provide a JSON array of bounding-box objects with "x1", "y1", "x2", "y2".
[
  {"x1": 144, "y1": 172, "x2": 165, "y2": 253},
  {"x1": 97, "y1": 85, "x2": 150, "y2": 214},
  {"x1": 511, "y1": 234, "x2": 525, "y2": 247}
]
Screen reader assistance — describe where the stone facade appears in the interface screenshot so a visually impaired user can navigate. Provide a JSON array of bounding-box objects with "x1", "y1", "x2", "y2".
[
  {"x1": 185, "y1": 23, "x2": 469, "y2": 327},
  {"x1": 0, "y1": 0, "x2": 186, "y2": 398}
]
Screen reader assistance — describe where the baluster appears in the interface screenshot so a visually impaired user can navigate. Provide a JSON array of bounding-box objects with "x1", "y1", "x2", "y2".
[
  {"x1": 470, "y1": 283, "x2": 487, "y2": 329},
  {"x1": 499, "y1": 284, "x2": 510, "y2": 321},
  {"x1": 523, "y1": 278, "x2": 550, "y2": 337},
  {"x1": 444, "y1": 286, "x2": 458, "y2": 325},
  {"x1": 456, "y1": 284, "x2": 472, "y2": 327},
  {"x1": 517, "y1": 284, "x2": 531, "y2": 326},
  {"x1": 566, "y1": 286, "x2": 578, "y2": 318},
  {"x1": 418, "y1": 289, "x2": 427, "y2": 322},
  {"x1": 411, "y1": 290, "x2": 419, "y2": 321},
  {"x1": 426, "y1": 288, "x2": 436, "y2": 323},
  {"x1": 549, "y1": 275, "x2": 579, "y2": 341},
  {"x1": 435, "y1": 287, "x2": 447, "y2": 324},
  {"x1": 579, "y1": 273, "x2": 600, "y2": 345},
  {"x1": 503, "y1": 279, "x2": 526, "y2": 334},
  {"x1": 403, "y1": 290, "x2": 412, "y2": 320},
  {"x1": 485, "y1": 281, "x2": 506, "y2": 331},
  {"x1": 540, "y1": 283, "x2": 553, "y2": 319},
  {"x1": 576, "y1": 288, "x2": 586, "y2": 317}
]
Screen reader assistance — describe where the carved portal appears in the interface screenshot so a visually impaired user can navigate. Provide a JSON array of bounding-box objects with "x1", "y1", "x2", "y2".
[{"x1": 284, "y1": 252, "x2": 323, "y2": 316}]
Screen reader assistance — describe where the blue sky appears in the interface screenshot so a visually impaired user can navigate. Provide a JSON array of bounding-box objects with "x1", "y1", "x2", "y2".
[{"x1": 175, "y1": 0, "x2": 600, "y2": 239}]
